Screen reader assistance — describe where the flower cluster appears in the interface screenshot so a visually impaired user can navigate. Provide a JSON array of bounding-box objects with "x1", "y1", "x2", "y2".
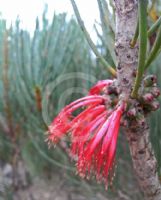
[{"x1": 47, "y1": 79, "x2": 125, "y2": 189}]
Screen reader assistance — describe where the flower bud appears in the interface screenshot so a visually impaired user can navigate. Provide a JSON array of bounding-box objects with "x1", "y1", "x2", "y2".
[
  {"x1": 151, "y1": 101, "x2": 160, "y2": 111},
  {"x1": 151, "y1": 87, "x2": 160, "y2": 98},
  {"x1": 142, "y1": 93, "x2": 154, "y2": 102},
  {"x1": 143, "y1": 75, "x2": 157, "y2": 87},
  {"x1": 127, "y1": 108, "x2": 137, "y2": 118}
]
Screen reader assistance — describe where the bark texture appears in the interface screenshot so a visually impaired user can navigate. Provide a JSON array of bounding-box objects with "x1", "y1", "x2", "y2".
[{"x1": 114, "y1": 0, "x2": 161, "y2": 199}]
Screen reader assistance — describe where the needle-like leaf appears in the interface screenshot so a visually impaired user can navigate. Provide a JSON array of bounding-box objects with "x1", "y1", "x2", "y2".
[
  {"x1": 145, "y1": 24, "x2": 161, "y2": 69},
  {"x1": 148, "y1": 16, "x2": 161, "y2": 37},
  {"x1": 70, "y1": 0, "x2": 116, "y2": 77},
  {"x1": 131, "y1": 0, "x2": 148, "y2": 98}
]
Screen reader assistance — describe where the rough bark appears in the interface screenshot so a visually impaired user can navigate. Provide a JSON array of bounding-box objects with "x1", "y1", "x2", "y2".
[
  {"x1": 125, "y1": 119, "x2": 161, "y2": 200},
  {"x1": 114, "y1": 0, "x2": 161, "y2": 199}
]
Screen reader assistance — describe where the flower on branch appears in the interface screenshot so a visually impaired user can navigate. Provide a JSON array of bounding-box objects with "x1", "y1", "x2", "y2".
[{"x1": 47, "y1": 79, "x2": 125, "y2": 189}]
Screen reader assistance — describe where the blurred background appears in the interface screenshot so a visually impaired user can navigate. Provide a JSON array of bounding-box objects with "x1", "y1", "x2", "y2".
[{"x1": 0, "y1": 0, "x2": 161, "y2": 199}]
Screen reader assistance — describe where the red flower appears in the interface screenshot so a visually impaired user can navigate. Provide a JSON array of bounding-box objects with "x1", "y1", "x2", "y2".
[{"x1": 47, "y1": 80, "x2": 125, "y2": 189}]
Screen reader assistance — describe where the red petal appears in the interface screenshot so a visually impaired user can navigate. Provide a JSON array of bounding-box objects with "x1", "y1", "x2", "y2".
[
  {"x1": 71, "y1": 107, "x2": 107, "y2": 156},
  {"x1": 89, "y1": 80, "x2": 113, "y2": 95},
  {"x1": 76, "y1": 119, "x2": 107, "y2": 178},
  {"x1": 101, "y1": 105, "x2": 123, "y2": 154},
  {"x1": 88, "y1": 113, "x2": 113, "y2": 154},
  {"x1": 67, "y1": 98, "x2": 105, "y2": 113},
  {"x1": 48, "y1": 96, "x2": 106, "y2": 143},
  {"x1": 64, "y1": 95, "x2": 105, "y2": 110},
  {"x1": 101, "y1": 104, "x2": 124, "y2": 185}
]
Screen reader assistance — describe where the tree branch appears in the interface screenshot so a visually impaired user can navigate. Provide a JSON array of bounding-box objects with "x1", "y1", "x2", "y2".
[
  {"x1": 125, "y1": 118, "x2": 161, "y2": 200},
  {"x1": 114, "y1": 0, "x2": 161, "y2": 199}
]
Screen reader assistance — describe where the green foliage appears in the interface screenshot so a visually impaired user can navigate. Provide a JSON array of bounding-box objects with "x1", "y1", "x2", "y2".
[
  {"x1": 148, "y1": 53, "x2": 161, "y2": 175},
  {"x1": 0, "y1": 6, "x2": 134, "y2": 198},
  {"x1": 0, "y1": 9, "x2": 96, "y2": 175},
  {"x1": 70, "y1": 0, "x2": 116, "y2": 77}
]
